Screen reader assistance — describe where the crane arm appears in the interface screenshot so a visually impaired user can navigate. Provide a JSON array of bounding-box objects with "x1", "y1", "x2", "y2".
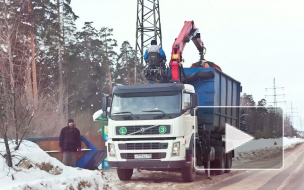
[
  {"x1": 170, "y1": 21, "x2": 221, "y2": 82},
  {"x1": 171, "y1": 21, "x2": 205, "y2": 62},
  {"x1": 143, "y1": 21, "x2": 221, "y2": 84}
]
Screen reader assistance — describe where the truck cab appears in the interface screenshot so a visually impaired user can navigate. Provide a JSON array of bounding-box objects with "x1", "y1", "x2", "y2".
[
  {"x1": 104, "y1": 83, "x2": 198, "y2": 181},
  {"x1": 102, "y1": 68, "x2": 241, "y2": 182}
]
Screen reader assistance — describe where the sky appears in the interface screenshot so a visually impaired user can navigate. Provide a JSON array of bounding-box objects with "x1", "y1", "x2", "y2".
[{"x1": 70, "y1": 0, "x2": 304, "y2": 130}]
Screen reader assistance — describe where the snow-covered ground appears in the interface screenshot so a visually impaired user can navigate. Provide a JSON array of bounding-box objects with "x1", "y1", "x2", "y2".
[
  {"x1": 100, "y1": 137, "x2": 304, "y2": 189},
  {"x1": 233, "y1": 137, "x2": 304, "y2": 166},
  {"x1": 235, "y1": 137, "x2": 304, "y2": 154},
  {"x1": 283, "y1": 137, "x2": 304, "y2": 149},
  {"x1": 0, "y1": 139, "x2": 105, "y2": 190}
]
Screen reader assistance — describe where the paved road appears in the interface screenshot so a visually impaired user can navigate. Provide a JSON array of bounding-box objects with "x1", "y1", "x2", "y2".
[
  {"x1": 206, "y1": 143, "x2": 304, "y2": 190},
  {"x1": 103, "y1": 143, "x2": 304, "y2": 190}
]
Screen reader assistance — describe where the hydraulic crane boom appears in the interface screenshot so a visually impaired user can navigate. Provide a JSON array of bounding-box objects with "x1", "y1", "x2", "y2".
[
  {"x1": 171, "y1": 21, "x2": 204, "y2": 62},
  {"x1": 144, "y1": 20, "x2": 221, "y2": 84},
  {"x1": 170, "y1": 21, "x2": 221, "y2": 82}
]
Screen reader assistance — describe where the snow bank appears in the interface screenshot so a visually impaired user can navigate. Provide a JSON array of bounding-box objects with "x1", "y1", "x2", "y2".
[
  {"x1": 283, "y1": 137, "x2": 304, "y2": 149},
  {"x1": 233, "y1": 137, "x2": 304, "y2": 162},
  {"x1": 235, "y1": 137, "x2": 304, "y2": 154},
  {"x1": 0, "y1": 139, "x2": 104, "y2": 190}
]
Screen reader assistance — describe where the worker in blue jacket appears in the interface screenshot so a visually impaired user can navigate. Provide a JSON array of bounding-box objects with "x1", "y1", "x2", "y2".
[{"x1": 144, "y1": 40, "x2": 166, "y2": 65}]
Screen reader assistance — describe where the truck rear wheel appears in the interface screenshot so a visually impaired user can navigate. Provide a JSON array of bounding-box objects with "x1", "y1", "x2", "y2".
[
  {"x1": 204, "y1": 161, "x2": 215, "y2": 176},
  {"x1": 181, "y1": 146, "x2": 196, "y2": 182},
  {"x1": 117, "y1": 169, "x2": 133, "y2": 181},
  {"x1": 225, "y1": 151, "x2": 232, "y2": 173},
  {"x1": 214, "y1": 147, "x2": 226, "y2": 175}
]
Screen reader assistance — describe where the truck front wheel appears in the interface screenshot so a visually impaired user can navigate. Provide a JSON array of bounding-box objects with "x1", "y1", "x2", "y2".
[
  {"x1": 117, "y1": 169, "x2": 133, "y2": 181},
  {"x1": 181, "y1": 146, "x2": 196, "y2": 182}
]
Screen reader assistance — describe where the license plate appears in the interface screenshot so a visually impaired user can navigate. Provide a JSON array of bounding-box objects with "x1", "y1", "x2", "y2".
[{"x1": 134, "y1": 154, "x2": 152, "y2": 159}]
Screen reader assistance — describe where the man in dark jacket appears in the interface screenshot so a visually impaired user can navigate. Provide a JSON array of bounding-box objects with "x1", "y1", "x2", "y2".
[{"x1": 59, "y1": 119, "x2": 81, "y2": 167}]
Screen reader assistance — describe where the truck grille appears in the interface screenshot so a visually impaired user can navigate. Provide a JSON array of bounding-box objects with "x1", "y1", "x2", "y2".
[
  {"x1": 116, "y1": 125, "x2": 170, "y2": 135},
  {"x1": 120, "y1": 153, "x2": 166, "y2": 159},
  {"x1": 118, "y1": 143, "x2": 168, "y2": 150}
]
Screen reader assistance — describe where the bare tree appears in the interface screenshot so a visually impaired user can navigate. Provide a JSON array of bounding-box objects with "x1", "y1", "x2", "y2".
[
  {"x1": 0, "y1": 1, "x2": 36, "y2": 167},
  {"x1": 0, "y1": 1, "x2": 21, "y2": 166},
  {"x1": 57, "y1": 0, "x2": 64, "y2": 114},
  {"x1": 27, "y1": 0, "x2": 38, "y2": 107}
]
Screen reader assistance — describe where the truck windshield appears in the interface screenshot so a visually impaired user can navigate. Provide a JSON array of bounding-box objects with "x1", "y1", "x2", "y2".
[{"x1": 110, "y1": 91, "x2": 181, "y2": 118}]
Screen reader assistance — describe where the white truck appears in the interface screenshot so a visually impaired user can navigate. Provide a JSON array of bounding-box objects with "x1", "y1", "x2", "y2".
[{"x1": 101, "y1": 67, "x2": 241, "y2": 182}]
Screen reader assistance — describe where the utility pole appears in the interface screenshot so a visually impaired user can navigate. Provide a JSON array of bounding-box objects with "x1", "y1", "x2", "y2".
[
  {"x1": 300, "y1": 117, "x2": 303, "y2": 134},
  {"x1": 135, "y1": 0, "x2": 163, "y2": 84},
  {"x1": 289, "y1": 102, "x2": 295, "y2": 124},
  {"x1": 286, "y1": 102, "x2": 299, "y2": 129},
  {"x1": 265, "y1": 78, "x2": 285, "y2": 113}
]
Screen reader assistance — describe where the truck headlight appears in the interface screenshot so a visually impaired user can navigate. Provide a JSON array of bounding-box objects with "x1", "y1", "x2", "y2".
[
  {"x1": 172, "y1": 142, "x2": 180, "y2": 156},
  {"x1": 108, "y1": 143, "x2": 116, "y2": 157}
]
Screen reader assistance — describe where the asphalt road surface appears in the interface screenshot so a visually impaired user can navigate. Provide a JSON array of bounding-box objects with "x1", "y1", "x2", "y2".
[
  {"x1": 206, "y1": 143, "x2": 304, "y2": 190},
  {"x1": 103, "y1": 143, "x2": 304, "y2": 190}
]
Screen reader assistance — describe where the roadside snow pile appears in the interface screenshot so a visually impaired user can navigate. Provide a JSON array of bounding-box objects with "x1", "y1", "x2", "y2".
[
  {"x1": 233, "y1": 137, "x2": 304, "y2": 162},
  {"x1": 0, "y1": 139, "x2": 104, "y2": 190},
  {"x1": 283, "y1": 137, "x2": 304, "y2": 149}
]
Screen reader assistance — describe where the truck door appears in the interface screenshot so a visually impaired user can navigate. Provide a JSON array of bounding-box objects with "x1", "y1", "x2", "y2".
[{"x1": 183, "y1": 93, "x2": 193, "y2": 138}]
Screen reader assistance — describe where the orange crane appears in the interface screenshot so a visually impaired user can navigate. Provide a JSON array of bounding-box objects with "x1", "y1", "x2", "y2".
[{"x1": 170, "y1": 21, "x2": 222, "y2": 82}]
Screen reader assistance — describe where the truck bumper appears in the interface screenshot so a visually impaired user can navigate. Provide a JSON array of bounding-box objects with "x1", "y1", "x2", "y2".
[
  {"x1": 106, "y1": 136, "x2": 193, "y2": 169},
  {"x1": 108, "y1": 160, "x2": 190, "y2": 169}
]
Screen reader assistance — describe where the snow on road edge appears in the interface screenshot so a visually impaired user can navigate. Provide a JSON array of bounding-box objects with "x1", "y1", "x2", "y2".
[{"x1": 233, "y1": 137, "x2": 304, "y2": 162}]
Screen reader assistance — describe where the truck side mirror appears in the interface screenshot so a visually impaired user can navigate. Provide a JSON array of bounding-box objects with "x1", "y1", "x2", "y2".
[
  {"x1": 190, "y1": 93, "x2": 199, "y2": 108},
  {"x1": 190, "y1": 108, "x2": 198, "y2": 116},
  {"x1": 102, "y1": 96, "x2": 109, "y2": 118},
  {"x1": 101, "y1": 111, "x2": 107, "y2": 119},
  {"x1": 190, "y1": 109, "x2": 194, "y2": 116},
  {"x1": 102, "y1": 97, "x2": 108, "y2": 111}
]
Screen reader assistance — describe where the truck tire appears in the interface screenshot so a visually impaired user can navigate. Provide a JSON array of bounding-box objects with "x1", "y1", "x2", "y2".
[
  {"x1": 214, "y1": 147, "x2": 226, "y2": 175},
  {"x1": 181, "y1": 146, "x2": 196, "y2": 182},
  {"x1": 117, "y1": 169, "x2": 133, "y2": 181},
  {"x1": 225, "y1": 151, "x2": 232, "y2": 173}
]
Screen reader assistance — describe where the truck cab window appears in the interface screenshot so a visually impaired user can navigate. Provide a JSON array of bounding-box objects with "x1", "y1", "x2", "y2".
[
  {"x1": 183, "y1": 93, "x2": 191, "y2": 110},
  {"x1": 110, "y1": 91, "x2": 182, "y2": 119}
]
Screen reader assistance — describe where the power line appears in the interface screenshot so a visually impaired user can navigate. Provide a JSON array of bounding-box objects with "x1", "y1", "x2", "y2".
[
  {"x1": 286, "y1": 102, "x2": 300, "y2": 129},
  {"x1": 299, "y1": 117, "x2": 303, "y2": 132},
  {"x1": 265, "y1": 78, "x2": 286, "y2": 113}
]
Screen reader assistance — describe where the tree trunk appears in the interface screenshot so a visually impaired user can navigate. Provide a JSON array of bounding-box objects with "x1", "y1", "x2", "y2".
[
  {"x1": 108, "y1": 70, "x2": 113, "y2": 93},
  {"x1": 0, "y1": 62, "x2": 12, "y2": 160},
  {"x1": 3, "y1": 132, "x2": 13, "y2": 167},
  {"x1": 25, "y1": 37, "x2": 33, "y2": 104},
  {"x1": 126, "y1": 52, "x2": 130, "y2": 85},
  {"x1": 0, "y1": 59, "x2": 9, "y2": 122},
  {"x1": 6, "y1": 23, "x2": 18, "y2": 145},
  {"x1": 62, "y1": 0, "x2": 69, "y2": 115},
  {"x1": 28, "y1": 0, "x2": 38, "y2": 107},
  {"x1": 57, "y1": 0, "x2": 64, "y2": 114},
  {"x1": 105, "y1": 45, "x2": 112, "y2": 93}
]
